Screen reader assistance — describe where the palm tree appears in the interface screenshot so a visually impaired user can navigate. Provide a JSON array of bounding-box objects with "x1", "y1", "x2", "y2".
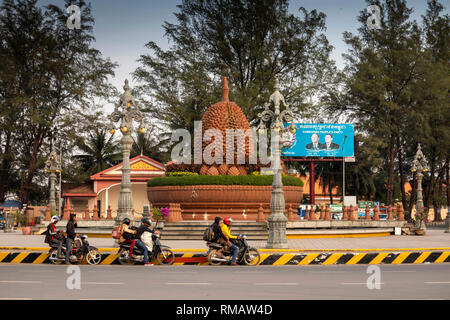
[
  {"x1": 74, "y1": 128, "x2": 121, "y2": 174},
  {"x1": 316, "y1": 161, "x2": 342, "y2": 204},
  {"x1": 130, "y1": 127, "x2": 170, "y2": 163}
]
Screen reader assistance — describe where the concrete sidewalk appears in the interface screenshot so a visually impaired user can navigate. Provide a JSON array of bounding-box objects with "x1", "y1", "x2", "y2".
[{"x1": 1, "y1": 227, "x2": 449, "y2": 252}]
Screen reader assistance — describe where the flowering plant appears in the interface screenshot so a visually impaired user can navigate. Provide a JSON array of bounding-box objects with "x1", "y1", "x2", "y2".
[
  {"x1": 161, "y1": 207, "x2": 169, "y2": 219},
  {"x1": 414, "y1": 208, "x2": 428, "y2": 223},
  {"x1": 153, "y1": 207, "x2": 169, "y2": 221}
]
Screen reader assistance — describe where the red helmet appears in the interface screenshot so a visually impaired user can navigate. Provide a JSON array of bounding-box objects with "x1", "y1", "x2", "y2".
[{"x1": 223, "y1": 217, "x2": 233, "y2": 226}]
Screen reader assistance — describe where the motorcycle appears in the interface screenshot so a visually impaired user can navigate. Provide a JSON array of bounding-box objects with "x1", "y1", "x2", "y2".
[
  {"x1": 206, "y1": 234, "x2": 261, "y2": 266},
  {"x1": 48, "y1": 232, "x2": 102, "y2": 265},
  {"x1": 117, "y1": 232, "x2": 175, "y2": 265}
]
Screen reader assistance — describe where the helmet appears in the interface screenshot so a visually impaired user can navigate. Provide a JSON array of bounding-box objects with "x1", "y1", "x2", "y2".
[
  {"x1": 122, "y1": 218, "x2": 131, "y2": 225},
  {"x1": 80, "y1": 234, "x2": 88, "y2": 240},
  {"x1": 223, "y1": 217, "x2": 233, "y2": 226},
  {"x1": 141, "y1": 218, "x2": 152, "y2": 226},
  {"x1": 51, "y1": 215, "x2": 60, "y2": 223}
]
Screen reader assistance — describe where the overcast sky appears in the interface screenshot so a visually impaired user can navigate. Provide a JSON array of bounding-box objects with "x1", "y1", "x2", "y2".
[{"x1": 37, "y1": 0, "x2": 448, "y2": 113}]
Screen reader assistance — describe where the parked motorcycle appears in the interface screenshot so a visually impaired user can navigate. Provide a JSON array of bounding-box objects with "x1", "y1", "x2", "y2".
[
  {"x1": 117, "y1": 232, "x2": 175, "y2": 265},
  {"x1": 206, "y1": 234, "x2": 260, "y2": 266},
  {"x1": 48, "y1": 233, "x2": 102, "y2": 265}
]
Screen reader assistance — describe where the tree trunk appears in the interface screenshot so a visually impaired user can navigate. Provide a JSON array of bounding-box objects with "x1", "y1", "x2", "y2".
[
  {"x1": 397, "y1": 137, "x2": 407, "y2": 211},
  {"x1": 446, "y1": 158, "x2": 450, "y2": 210},
  {"x1": 329, "y1": 179, "x2": 333, "y2": 204},
  {"x1": 0, "y1": 132, "x2": 12, "y2": 202},
  {"x1": 386, "y1": 135, "x2": 396, "y2": 206},
  {"x1": 19, "y1": 135, "x2": 44, "y2": 205},
  {"x1": 424, "y1": 148, "x2": 436, "y2": 209}
]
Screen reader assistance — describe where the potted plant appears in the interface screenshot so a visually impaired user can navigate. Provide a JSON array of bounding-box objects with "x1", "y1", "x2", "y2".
[
  {"x1": 414, "y1": 208, "x2": 428, "y2": 235},
  {"x1": 152, "y1": 207, "x2": 169, "y2": 229},
  {"x1": 16, "y1": 211, "x2": 31, "y2": 235}
]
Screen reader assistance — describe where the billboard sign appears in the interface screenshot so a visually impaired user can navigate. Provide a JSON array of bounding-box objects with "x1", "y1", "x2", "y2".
[{"x1": 281, "y1": 123, "x2": 354, "y2": 158}]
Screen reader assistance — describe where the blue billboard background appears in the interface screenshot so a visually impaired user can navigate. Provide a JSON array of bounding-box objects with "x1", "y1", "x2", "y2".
[{"x1": 281, "y1": 123, "x2": 354, "y2": 157}]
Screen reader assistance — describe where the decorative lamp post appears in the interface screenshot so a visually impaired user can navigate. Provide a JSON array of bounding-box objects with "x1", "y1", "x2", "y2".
[
  {"x1": 108, "y1": 79, "x2": 146, "y2": 224},
  {"x1": 44, "y1": 143, "x2": 62, "y2": 215},
  {"x1": 411, "y1": 144, "x2": 429, "y2": 231},
  {"x1": 257, "y1": 78, "x2": 297, "y2": 249}
]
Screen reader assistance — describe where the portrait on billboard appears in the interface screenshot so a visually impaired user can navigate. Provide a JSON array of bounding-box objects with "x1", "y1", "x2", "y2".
[
  {"x1": 305, "y1": 133, "x2": 322, "y2": 150},
  {"x1": 323, "y1": 134, "x2": 340, "y2": 150},
  {"x1": 282, "y1": 123, "x2": 354, "y2": 158}
]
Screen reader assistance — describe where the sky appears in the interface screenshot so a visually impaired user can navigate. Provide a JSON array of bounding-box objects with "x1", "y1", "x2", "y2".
[{"x1": 37, "y1": 0, "x2": 448, "y2": 113}]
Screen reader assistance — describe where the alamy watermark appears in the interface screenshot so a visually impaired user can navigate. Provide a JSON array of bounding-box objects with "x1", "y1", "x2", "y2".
[
  {"x1": 66, "y1": 265, "x2": 81, "y2": 290},
  {"x1": 170, "y1": 121, "x2": 290, "y2": 167},
  {"x1": 366, "y1": 5, "x2": 382, "y2": 30},
  {"x1": 366, "y1": 265, "x2": 381, "y2": 290},
  {"x1": 66, "y1": 5, "x2": 81, "y2": 30}
]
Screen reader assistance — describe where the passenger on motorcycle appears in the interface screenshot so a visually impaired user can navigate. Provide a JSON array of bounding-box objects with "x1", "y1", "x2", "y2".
[
  {"x1": 44, "y1": 215, "x2": 64, "y2": 259},
  {"x1": 211, "y1": 217, "x2": 227, "y2": 258},
  {"x1": 119, "y1": 218, "x2": 137, "y2": 258},
  {"x1": 64, "y1": 213, "x2": 78, "y2": 264},
  {"x1": 135, "y1": 218, "x2": 155, "y2": 266},
  {"x1": 220, "y1": 217, "x2": 241, "y2": 265}
]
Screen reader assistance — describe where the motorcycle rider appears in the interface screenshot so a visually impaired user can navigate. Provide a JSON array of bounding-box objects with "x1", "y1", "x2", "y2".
[
  {"x1": 44, "y1": 215, "x2": 64, "y2": 259},
  {"x1": 135, "y1": 218, "x2": 155, "y2": 266},
  {"x1": 119, "y1": 218, "x2": 137, "y2": 258},
  {"x1": 220, "y1": 217, "x2": 241, "y2": 265},
  {"x1": 64, "y1": 213, "x2": 78, "y2": 264},
  {"x1": 211, "y1": 216, "x2": 227, "y2": 258}
]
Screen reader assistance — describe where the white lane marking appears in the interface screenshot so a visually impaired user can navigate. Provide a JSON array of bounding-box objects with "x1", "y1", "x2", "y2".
[
  {"x1": 254, "y1": 283, "x2": 299, "y2": 286},
  {"x1": 0, "y1": 298, "x2": 32, "y2": 300},
  {"x1": 308, "y1": 271, "x2": 347, "y2": 273},
  {"x1": 341, "y1": 282, "x2": 385, "y2": 285},
  {"x1": 424, "y1": 281, "x2": 450, "y2": 284},
  {"x1": 0, "y1": 280, "x2": 42, "y2": 284},
  {"x1": 160, "y1": 272, "x2": 199, "y2": 274},
  {"x1": 383, "y1": 271, "x2": 417, "y2": 273},
  {"x1": 166, "y1": 283, "x2": 211, "y2": 285},
  {"x1": 81, "y1": 282, "x2": 125, "y2": 285}
]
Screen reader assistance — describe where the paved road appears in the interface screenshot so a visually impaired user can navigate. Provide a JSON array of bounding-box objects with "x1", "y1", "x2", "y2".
[
  {"x1": 1, "y1": 227, "x2": 449, "y2": 251},
  {"x1": 0, "y1": 263, "x2": 449, "y2": 300}
]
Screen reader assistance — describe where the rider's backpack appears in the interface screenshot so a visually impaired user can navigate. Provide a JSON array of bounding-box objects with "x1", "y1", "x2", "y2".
[
  {"x1": 112, "y1": 226, "x2": 121, "y2": 239},
  {"x1": 203, "y1": 224, "x2": 214, "y2": 241}
]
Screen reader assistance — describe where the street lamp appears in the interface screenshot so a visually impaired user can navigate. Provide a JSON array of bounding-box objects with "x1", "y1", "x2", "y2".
[
  {"x1": 257, "y1": 78, "x2": 297, "y2": 249},
  {"x1": 44, "y1": 143, "x2": 62, "y2": 215},
  {"x1": 108, "y1": 79, "x2": 146, "y2": 224},
  {"x1": 411, "y1": 144, "x2": 429, "y2": 230}
]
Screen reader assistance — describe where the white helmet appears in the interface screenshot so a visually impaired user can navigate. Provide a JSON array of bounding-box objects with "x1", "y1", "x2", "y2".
[{"x1": 51, "y1": 215, "x2": 60, "y2": 223}]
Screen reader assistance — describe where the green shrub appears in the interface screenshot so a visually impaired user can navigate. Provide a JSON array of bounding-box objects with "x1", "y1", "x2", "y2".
[
  {"x1": 148, "y1": 175, "x2": 303, "y2": 187},
  {"x1": 166, "y1": 171, "x2": 199, "y2": 177}
]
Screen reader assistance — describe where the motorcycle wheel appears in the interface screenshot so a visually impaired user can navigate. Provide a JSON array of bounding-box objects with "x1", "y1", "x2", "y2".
[
  {"x1": 49, "y1": 248, "x2": 63, "y2": 265},
  {"x1": 118, "y1": 248, "x2": 135, "y2": 265},
  {"x1": 86, "y1": 249, "x2": 102, "y2": 265},
  {"x1": 156, "y1": 248, "x2": 175, "y2": 265},
  {"x1": 207, "y1": 249, "x2": 224, "y2": 266},
  {"x1": 243, "y1": 248, "x2": 260, "y2": 266}
]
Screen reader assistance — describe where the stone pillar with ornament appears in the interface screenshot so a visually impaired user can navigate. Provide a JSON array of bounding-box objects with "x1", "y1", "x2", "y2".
[
  {"x1": 397, "y1": 206, "x2": 404, "y2": 221},
  {"x1": 365, "y1": 205, "x2": 371, "y2": 220},
  {"x1": 93, "y1": 204, "x2": 99, "y2": 221},
  {"x1": 373, "y1": 206, "x2": 380, "y2": 221},
  {"x1": 256, "y1": 204, "x2": 266, "y2": 222},
  {"x1": 45, "y1": 205, "x2": 51, "y2": 221},
  {"x1": 257, "y1": 79, "x2": 297, "y2": 249},
  {"x1": 342, "y1": 206, "x2": 347, "y2": 220},
  {"x1": 108, "y1": 80, "x2": 147, "y2": 226},
  {"x1": 107, "y1": 205, "x2": 113, "y2": 220}
]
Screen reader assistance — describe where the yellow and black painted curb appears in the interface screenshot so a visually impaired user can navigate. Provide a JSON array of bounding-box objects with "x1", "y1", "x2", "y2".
[{"x1": 1, "y1": 251, "x2": 449, "y2": 265}]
